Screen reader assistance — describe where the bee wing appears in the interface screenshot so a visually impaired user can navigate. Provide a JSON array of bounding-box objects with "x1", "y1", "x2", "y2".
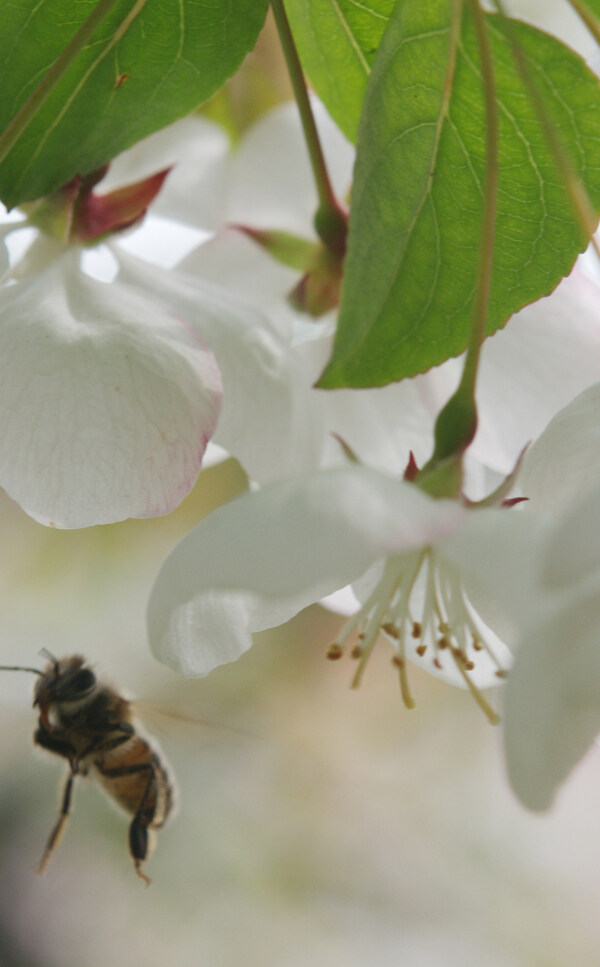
[{"x1": 130, "y1": 700, "x2": 254, "y2": 745}]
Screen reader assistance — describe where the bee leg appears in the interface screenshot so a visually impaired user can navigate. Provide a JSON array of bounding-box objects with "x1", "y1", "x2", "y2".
[
  {"x1": 34, "y1": 724, "x2": 77, "y2": 762},
  {"x1": 38, "y1": 769, "x2": 76, "y2": 874},
  {"x1": 129, "y1": 817, "x2": 152, "y2": 886},
  {"x1": 129, "y1": 762, "x2": 159, "y2": 887},
  {"x1": 96, "y1": 759, "x2": 156, "y2": 885}
]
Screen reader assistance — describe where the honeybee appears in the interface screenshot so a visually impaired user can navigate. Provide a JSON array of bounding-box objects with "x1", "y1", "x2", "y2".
[{"x1": 0, "y1": 651, "x2": 175, "y2": 885}]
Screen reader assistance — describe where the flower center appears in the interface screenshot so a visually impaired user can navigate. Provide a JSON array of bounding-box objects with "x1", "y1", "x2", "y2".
[{"x1": 326, "y1": 548, "x2": 507, "y2": 723}]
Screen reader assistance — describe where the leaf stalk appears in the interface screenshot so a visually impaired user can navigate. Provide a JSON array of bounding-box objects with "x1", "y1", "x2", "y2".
[{"x1": 269, "y1": 0, "x2": 348, "y2": 255}]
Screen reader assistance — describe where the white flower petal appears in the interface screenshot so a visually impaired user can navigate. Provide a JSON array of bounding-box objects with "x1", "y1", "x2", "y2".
[
  {"x1": 182, "y1": 232, "x2": 454, "y2": 477},
  {"x1": 0, "y1": 222, "x2": 13, "y2": 277},
  {"x1": 521, "y1": 381, "x2": 600, "y2": 512},
  {"x1": 99, "y1": 115, "x2": 231, "y2": 230},
  {"x1": 295, "y1": 329, "x2": 455, "y2": 474},
  {"x1": 542, "y1": 482, "x2": 600, "y2": 590},
  {"x1": 116, "y1": 214, "x2": 209, "y2": 270},
  {"x1": 147, "y1": 467, "x2": 465, "y2": 676},
  {"x1": 441, "y1": 506, "x2": 548, "y2": 637},
  {"x1": 472, "y1": 269, "x2": 600, "y2": 475},
  {"x1": 114, "y1": 247, "x2": 323, "y2": 481},
  {"x1": 0, "y1": 254, "x2": 222, "y2": 527},
  {"x1": 177, "y1": 228, "x2": 299, "y2": 323},
  {"x1": 504, "y1": 583, "x2": 600, "y2": 810}
]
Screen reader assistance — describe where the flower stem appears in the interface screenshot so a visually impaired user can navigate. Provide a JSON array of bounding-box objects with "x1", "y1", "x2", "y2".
[
  {"x1": 269, "y1": 0, "x2": 348, "y2": 255},
  {"x1": 0, "y1": 0, "x2": 145, "y2": 167}
]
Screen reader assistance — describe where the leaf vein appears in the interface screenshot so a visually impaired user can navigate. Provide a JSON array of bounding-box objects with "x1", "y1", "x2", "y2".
[{"x1": 327, "y1": 0, "x2": 371, "y2": 75}]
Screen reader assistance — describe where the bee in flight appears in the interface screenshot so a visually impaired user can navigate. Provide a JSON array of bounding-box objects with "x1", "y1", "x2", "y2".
[{"x1": 0, "y1": 651, "x2": 175, "y2": 885}]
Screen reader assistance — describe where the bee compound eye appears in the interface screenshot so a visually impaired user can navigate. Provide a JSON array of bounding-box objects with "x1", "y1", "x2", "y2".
[{"x1": 71, "y1": 668, "x2": 97, "y2": 693}]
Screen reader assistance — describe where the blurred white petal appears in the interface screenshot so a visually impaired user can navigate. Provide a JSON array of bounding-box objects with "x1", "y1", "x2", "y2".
[
  {"x1": 542, "y1": 482, "x2": 600, "y2": 589},
  {"x1": 114, "y1": 247, "x2": 323, "y2": 482},
  {"x1": 226, "y1": 99, "x2": 353, "y2": 235},
  {"x1": 504, "y1": 583, "x2": 600, "y2": 811},
  {"x1": 183, "y1": 230, "x2": 450, "y2": 476},
  {"x1": 521, "y1": 382, "x2": 600, "y2": 512},
  {"x1": 116, "y1": 214, "x2": 210, "y2": 269},
  {"x1": 472, "y1": 269, "x2": 600, "y2": 476},
  {"x1": 99, "y1": 115, "x2": 231, "y2": 230}
]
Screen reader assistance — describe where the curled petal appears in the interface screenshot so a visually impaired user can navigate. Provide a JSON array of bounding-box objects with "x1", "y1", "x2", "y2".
[
  {"x1": 504, "y1": 584, "x2": 600, "y2": 811},
  {"x1": 147, "y1": 467, "x2": 465, "y2": 676},
  {"x1": 0, "y1": 255, "x2": 222, "y2": 527}
]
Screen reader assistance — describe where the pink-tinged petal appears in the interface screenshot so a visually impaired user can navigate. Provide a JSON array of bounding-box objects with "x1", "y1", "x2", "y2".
[
  {"x1": 147, "y1": 467, "x2": 466, "y2": 676},
  {"x1": 521, "y1": 382, "x2": 600, "y2": 513},
  {"x1": 504, "y1": 583, "x2": 600, "y2": 811},
  {"x1": 0, "y1": 254, "x2": 222, "y2": 527},
  {"x1": 114, "y1": 248, "x2": 323, "y2": 482},
  {"x1": 472, "y1": 268, "x2": 600, "y2": 475}
]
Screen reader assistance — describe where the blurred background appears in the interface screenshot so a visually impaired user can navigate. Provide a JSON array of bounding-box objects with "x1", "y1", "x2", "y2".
[
  {"x1": 0, "y1": 455, "x2": 600, "y2": 967},
  {"x1": 1, "y1": 3, "x2": 600, "y2": 965}
]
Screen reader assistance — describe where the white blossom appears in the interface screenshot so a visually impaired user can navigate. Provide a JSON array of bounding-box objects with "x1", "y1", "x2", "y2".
[
  {"x1": 500, "y1": 386, "x2": 600, "y2": 809},
  {"x1": 121, "y1": 101, "x2": 600, "y2": 482},
  {"x1": 147, "y1": 465, "x2": 517, "y2": 721},
  {"x1": 0, "y1": 247, "x2": 222, "y2": 527}
]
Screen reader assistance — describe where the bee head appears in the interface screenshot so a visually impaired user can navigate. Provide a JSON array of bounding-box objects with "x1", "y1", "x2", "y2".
[{"x1": 33, "y1": 654, "x2": 98, "y2": 728}]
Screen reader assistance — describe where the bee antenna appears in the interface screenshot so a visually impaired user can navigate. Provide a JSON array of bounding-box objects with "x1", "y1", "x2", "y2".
[
  {"x1": 0, "y1": 664, "x2": 43, "y2": 676},
  {"x1": 38, "y1": 648, "x2": 60, "y2": 673}
]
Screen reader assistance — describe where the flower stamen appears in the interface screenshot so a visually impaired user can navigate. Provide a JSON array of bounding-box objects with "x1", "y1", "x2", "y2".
[
  {"x1": 326, "y1": 547, "x2": 506, "y2": 720},
  {"x1": 450, "y1": 647, "x2": 500, "y2": 725}
]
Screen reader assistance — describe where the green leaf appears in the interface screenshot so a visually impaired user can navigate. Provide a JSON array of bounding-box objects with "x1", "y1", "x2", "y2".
[
  {"x1": 283, "y1": 0, "x2": 394, "y2": 142},
  {"x1": 319, "y1": 3, "x2": 600, "y2": 388},
  {"x1": 0, "y1": 0, "x2": 268, "y2": 208}
]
